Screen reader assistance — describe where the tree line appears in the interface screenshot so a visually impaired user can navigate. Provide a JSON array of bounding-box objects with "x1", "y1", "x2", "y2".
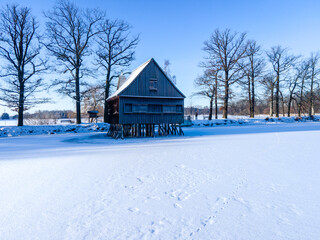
[
  {"x1": 195, "y1": 29, "x2": 320, "y2": 120},
  {"x1": 0, "y1": 0, "x2": 139, "y2": 126}
]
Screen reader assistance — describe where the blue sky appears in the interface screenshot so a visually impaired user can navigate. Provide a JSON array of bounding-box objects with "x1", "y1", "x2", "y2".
[{"x1": 1, "y1": 0, "x2": 320, "y2": 114}]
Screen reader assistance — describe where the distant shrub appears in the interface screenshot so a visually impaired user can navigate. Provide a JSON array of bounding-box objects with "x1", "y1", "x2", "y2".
[
  {"x1": 1, "y1": 113, "x2": 9, "y2": 120},
  {"x1": 295, "y1": 117, "x2": 302, "y2": 121}
]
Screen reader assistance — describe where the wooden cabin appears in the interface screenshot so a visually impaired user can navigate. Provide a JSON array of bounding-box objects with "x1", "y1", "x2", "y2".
[{"x1": 106, "y1": 58, "x2": 185, "y2": 138}]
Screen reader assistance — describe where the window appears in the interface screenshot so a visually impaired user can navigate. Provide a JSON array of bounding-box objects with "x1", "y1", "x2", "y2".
[
  {"x1": 124, "y1": 104, "x2": 132, "y2": 113},
  {"x1": 132, "y1": 104, "x2": 148, "y2": 113},
  {"x1": 125, "y1": 104, "x2": 182, "y2": 114},
  {"x1": 163, "y1": 105, "x2": 176, "y2": 113},
  {"x1": 176, "y1": 105, "x2": 183, "y2": 113},
  {"x1": 148, "y1": 104, "x2": 162, "y2": 113},
  {"x1": 149, "y1": 78, "x2": 158, "y2": 91}
]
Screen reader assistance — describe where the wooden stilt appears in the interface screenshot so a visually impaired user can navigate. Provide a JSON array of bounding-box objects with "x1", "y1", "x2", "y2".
[{"x1": 108, "y1": 123, "x2": 184, "y2": 139}]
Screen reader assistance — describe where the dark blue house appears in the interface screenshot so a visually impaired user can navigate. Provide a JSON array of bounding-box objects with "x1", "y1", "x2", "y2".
[{"x1": 106, "y1": 58, "x2": 185, "y2": 138}]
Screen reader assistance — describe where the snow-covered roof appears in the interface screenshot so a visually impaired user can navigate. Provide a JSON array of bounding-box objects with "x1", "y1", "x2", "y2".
[
  {"x1": 107, "y1": 59, "x2": 152, "y2": 100},
  {"x1": 107, "y1": 58, "x2": 186, "y2": 100}
]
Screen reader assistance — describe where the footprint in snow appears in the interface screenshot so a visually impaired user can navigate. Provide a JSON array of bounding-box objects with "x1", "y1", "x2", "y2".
[
  {"x1": 190, "y1": 196, "x2": 229, "y2": 236},
  {"x1": 201, "y1": 216, "x2": 215, "y2": 227},
  {"x1": 178, "y1": 192, "x2": 191, "y2": 201},
  {"x1": 174, "y1": 203, "x2": 182, "y2": 209},
  {"x1": 128, "y1": 207, "x2": 139, "y2": 212},
  {"x1": 170, "y1": 190, "x2": 191, "y2": 201}
]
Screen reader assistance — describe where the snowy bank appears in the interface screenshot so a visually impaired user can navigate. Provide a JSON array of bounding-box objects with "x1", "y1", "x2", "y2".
[
  {"x1": 1, "y1": 115, "x2": 320, "y2": 138},
  {"x1": 0, "y1": 123, "x2": 109, "y2": 137},
  {"x1": 192, "y1": 115, "x2": 320, "y2": 127}
]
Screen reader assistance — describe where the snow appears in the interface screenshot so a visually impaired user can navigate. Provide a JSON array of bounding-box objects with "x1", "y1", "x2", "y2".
[{"x1": 1, "y1": 123, "x2": 320, "y2": 239}]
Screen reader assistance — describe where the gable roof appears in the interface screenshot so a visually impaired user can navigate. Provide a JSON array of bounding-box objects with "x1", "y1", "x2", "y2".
[{"x1": 107, "y1": 58, "x2": 185, "y2": 100}]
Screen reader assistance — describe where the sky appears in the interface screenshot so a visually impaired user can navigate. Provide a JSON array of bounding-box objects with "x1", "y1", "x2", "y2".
[{"x1": 1, "y1": 0, "x2": 320, "y2": 115}]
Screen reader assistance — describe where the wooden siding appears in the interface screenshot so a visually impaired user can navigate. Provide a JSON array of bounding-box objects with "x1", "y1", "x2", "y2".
[
  {"x1": 119, "y1": 97, "x2": 184, "y2": 124},
  {"x1": 120, "y1": 60, "x2": 184, "y2": 98}
]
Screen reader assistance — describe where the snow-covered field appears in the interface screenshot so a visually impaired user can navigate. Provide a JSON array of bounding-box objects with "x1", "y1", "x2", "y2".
[
  {"x1": 1, "y1": 123, "x2": 320, "y2": 239},
  {"x1": 0, "y1": 119, "x2": 17, "y2": 126}
]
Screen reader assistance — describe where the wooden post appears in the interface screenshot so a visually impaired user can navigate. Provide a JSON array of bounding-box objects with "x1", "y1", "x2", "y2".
[
  {"x1": 179, "y1": 124, "x2": 184, "y2": 136},
  {"x1": 121, "y1": 125, "x2": 124, "y2": 139},
  {"x1": 146, "y1": 124, "x2": 148, "y2": 136},
  {"x1": 139, "y1": 124, "x2": 141, "y2": 138},
  {"x1": 132, "y1": 124, "x2": 134, "y2": 137},
  {"x1": 136, "y1": 124, "x2": 139, "y2": 137},
  {"x1": 137, "y1": 124, "x2": 139, "y2": 137}
]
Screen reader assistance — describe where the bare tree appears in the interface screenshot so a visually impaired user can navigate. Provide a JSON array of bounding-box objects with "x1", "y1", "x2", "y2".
[
  {"x1": 193, "y1": 69, "x2": 219, "y2": 120},
  {"x1": 213, "y1": 70, "x2": 219, "y2": 119},
  {"x1": 203, "y1": 29, "x2": 248, "y2": 119},
  {"x1": 286, "y1": 66, "x2": 301, "y2": 116},
  {"x1": 163, "y1": 59, "x2": 177, "y2": 84},
  {"x1": 267, "y1": 46, "x2": 298, "y2": 117},
  {"x1": 0, "y1": 4, "x2": 47, "y2": 126},
  {"x1": 95, "y1": 19, "x2": 139, "y2": 122},
  {"x1": 279, "y1": 89, "x2": 286, "y2": 116},
  {"x1": 239, "y1": 40, "x2": 264, "y2": 118},
  {"x1": 44, "y1": 0, "x2": 103, "y2": 124},
  {"x1": 261, "y1": 73, "x2": 275, "y2": 116},
  {"x1": 307, "y1": 53, "x2": 320, "y2": 116},
  {"x1": 82, "y1": 84, "x2": 104, "y2": 112},
  {"x1": 164, "y1": 60, "x2": 170, "y2": 74},
  {"x1": 295, "y1": 60, "x2": 310, "y2": 117}
]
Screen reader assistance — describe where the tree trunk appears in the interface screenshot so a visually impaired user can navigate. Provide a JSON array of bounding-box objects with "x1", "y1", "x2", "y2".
[
  {"x1": 309, "y1": 75, "x2": 314, "y2": 117},
  {"x1": 209, "y1": 97, "x2": 213, "y2": 120},
  {"x1": 293, "y1": 100, "x2": 297, "y2": 115},
  {"x1": 103, "y1": 67, "x2": 111, "y2": 123},
  {"x1": 222, "y1": 73, "x2": 229, "y2": 119},
  {"x1": 270, "y1": 85, "x2": 274, "y2": 117},
  {"x1": 215, "y1": 77, "x2": 218, "y2": 119},
  {"x1": 298, "y1": 78, "x2": 305, "y2": 117},
  {"x1": 75, "y1": 66, "x2": 81, "y2": 124},
  {"x1": 18, "y1": 79, "x2": 24, "y2": 127},
  {"x1": 287, "y1": 97, "x2": 292, "y2": 117},
  {"x1": 103, "y1": 80, "x2": 110, "y2": 123},
  {"x1": 275, "y1": 72, "x2": 280, "y2": 117},
  {"x1": 298, "y1": 103, "x2": 301, "y2": 117},
  {"x1": 248, "y1": 76, "x2": 253, "y2": 118},
  {"x1": 251, "y1": 76, "x2": 255, "y2": 118}
]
